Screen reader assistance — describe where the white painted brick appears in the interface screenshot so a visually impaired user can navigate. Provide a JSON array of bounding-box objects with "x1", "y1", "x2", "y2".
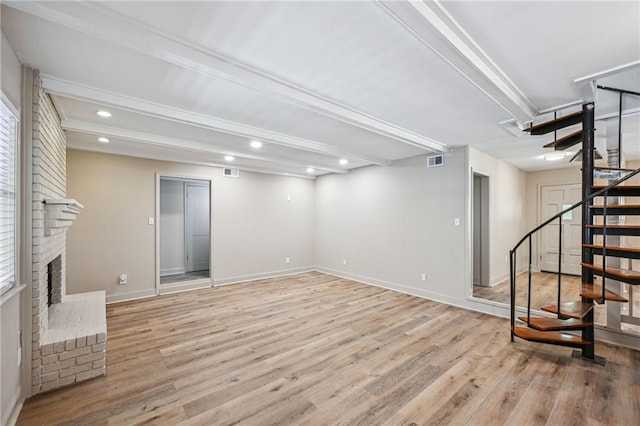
[
  {"x1": 59, "y1": 346, "x2": 91, "y2": 361},
  {"x1": 42, "y1": 371, "x2": 59, "y2": 383},
  {"x1": 59, "y1": 375, "x2": 76, "y2": 387},
  {"x1": 87, "y1": 335, "x2": 96, "y2": 346},
  {"x1": 42, "y1": 363, "x2": 61, "y2": 374},
  {"x1": 76, "y1": 336, "x2": 87, "y2": 348},
  {"x1": 42, "y1": 380, "x2": 61, "y2": 392},
  {"x1": 97, "y1": 333, "x2": 106, "y2": 343},
  {"x1": 77, "y1": 351, "x2": 104, "y2": 366},
  {"x1": 42, "y1": 354, "x2": 58, "y2": 365},
  {"x1": 53, "y1": 342, "x2": 65, "y2": 353},
  {"x1": 92, "y1": 343, "x2": 106, "y2": 353},
  {"x1": 59, "y1": 363, "x2": 90, "y2": 378},
  {"x1": 40, "y1": 344, "x2": 53, "y2": 356},
  {"x1": 92, "y1": 359, "x2": 105, "y2": 369},
  {"x1": 76, "y1": 368, "x2": 104, "y2": 382},
  {"x1": 65, "y1": 339, "x2": 75, "y2": 351}
]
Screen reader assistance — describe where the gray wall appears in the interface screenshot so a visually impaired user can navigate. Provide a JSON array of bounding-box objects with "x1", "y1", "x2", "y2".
[
  {"x1": 0, "y1": 29, "x2": 23, "y2": 426},
  {"x1": 66, "y1": 149, "x2": 315, "y2": 302},
  {"x1": 315, "y1": 149, "x2": 469, "y2": 303}
]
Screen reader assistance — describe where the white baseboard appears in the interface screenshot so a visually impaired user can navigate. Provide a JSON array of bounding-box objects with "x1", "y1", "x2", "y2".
[
  {"x1": 106, "y1": 289, "x2": 157, "y2": 304},
  {"x1": 159, "y1": 267, "x2": 186, "y2": 277},
  {"x1": 314, "y1": 266, "x2": 482, "y2": 314},
  {"x1": 214, "y1": 266, "x2": 314, "y2": 287},
  {"x1": 159, "y1": 279, "x2": 212, "y2": 294},
  {"x1": 5, "y1": 386, "x2": 23, "y2": 426},
  {"x1": 313, "y1": 266, "x2": 640, "y2": 352}
]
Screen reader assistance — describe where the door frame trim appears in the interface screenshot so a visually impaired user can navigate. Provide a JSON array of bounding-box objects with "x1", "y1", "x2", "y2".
[{"x1": 155, "y1": 173, "x2": 214, "y2": 295}]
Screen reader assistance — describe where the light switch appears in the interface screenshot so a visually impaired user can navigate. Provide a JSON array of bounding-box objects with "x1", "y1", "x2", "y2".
[
  {"x1": 454, "y1": 218, "x2": 460, "y2": 226},
  {"x1": 148, "y1": 217, "x2": 154, "y2": 225}
]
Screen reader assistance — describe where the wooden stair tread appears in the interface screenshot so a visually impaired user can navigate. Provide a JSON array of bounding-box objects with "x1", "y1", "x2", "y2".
[
  {"x1": 592, "y1": 186, "x2": 640, "y2": 197},
  {"x1": 590, "y1": 204, "x2": 640, "y2": 209},
  {"x1": 542, "y1": 130, "x2": 583, "y2": 151},
  {"x1": 586, "y1": 224, "x2": 640, "y2": 229},
  {"x1": 524, "y1": 111, "x2": 583, "y2": 135},
  {"x1": 581, "y1": 263, "x2": 640, "y2": 281},
  {"x1": 512, "y1": 326, "x2": 590, "y2": 347},
  {"x1": 580, "y1": 283, "x2": 628, "y2": 302},
  {"x1": 593, "y1": 185, "x2": 640, "y2": 189},
  {"x1": 585, "y1": 224, "x2": 640, "y2": 236},
  {"x1": 518, "y1": 316, "x2": 591, "y2": 331},
  {"x1": 583, "y1": 243, "x2": 640, "y2": 254},
  {"x1": 592, "y1": 166, "x2": 637, "y2": 172},
  {"x1": 540, "y1": 301, "x2": 593, "y2": 319},
  {"x1": 582, "y1": 243, "x2": 640, "y2": 259}
]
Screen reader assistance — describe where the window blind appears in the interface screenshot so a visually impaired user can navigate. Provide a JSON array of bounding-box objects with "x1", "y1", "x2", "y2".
[{"x1": 0, "y1": 98, "x2": 17, "y2": 295}]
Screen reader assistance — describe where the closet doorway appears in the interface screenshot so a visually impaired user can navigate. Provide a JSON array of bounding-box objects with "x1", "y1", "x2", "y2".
[{"x1": 157, "y1": 176, "x2": 212, "y2": 292}]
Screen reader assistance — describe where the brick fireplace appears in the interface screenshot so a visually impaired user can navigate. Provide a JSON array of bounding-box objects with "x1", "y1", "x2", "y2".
[{"x1": 30, "y1": 71, "x2": 106, "y2": 395}]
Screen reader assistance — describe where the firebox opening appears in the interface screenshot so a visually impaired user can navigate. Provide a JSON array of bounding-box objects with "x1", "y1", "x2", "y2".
[{"x1": 47, "y1": 261, "x2": 53, "y2": 307}]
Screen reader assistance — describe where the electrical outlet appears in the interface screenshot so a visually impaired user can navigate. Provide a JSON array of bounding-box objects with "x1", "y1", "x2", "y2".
[
  {"x1": 343, "y1": 259, "x2": 347, "y2": 266},
  {"x1": 119, "y1": 274, "x2": 128, "y2": 285},
  {"x1": 454, "y1": 218, "x2": 460, "y2": 226},
  {"x1": 148, "y1": 217, "x2": 154, "y2": 225},
  {"x1": 421, "y1": 273, "x2": 427, "y2": 282},
  {"x1": 285, "y1": 257, "x2": 290, "y2": 264}
]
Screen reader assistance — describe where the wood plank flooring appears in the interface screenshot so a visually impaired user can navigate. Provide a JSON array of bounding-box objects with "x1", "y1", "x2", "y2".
[{"x1": 18, "y1": 272, "x2": 640, "y2": 425}]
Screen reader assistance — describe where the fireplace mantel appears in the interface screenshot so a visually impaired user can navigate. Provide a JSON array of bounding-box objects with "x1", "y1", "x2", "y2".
[{"x1": 43, "y1": 198, "x2": 84, "y2": 236}]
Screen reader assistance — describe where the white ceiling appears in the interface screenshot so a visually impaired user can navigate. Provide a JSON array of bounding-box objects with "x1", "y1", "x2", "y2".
[{"x1": 2, "y1": 1, "x2": 639, "y2": 177}]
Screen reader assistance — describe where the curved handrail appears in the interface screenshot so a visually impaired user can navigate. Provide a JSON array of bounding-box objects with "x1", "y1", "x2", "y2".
[
  {"x1": 511, "y1": 167, "x2": 640, "y2": 253},
  {"x1": 509, "y1": 166, "x2": 640, "y2": 338}
]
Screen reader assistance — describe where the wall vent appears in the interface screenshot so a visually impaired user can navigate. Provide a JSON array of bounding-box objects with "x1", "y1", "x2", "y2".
[
  {"x1": 427, "y1": 155, "x2": 444, "y2": 168},
  {"x1": 223, "y1": 168, "x2": 239, "y2": 178}
]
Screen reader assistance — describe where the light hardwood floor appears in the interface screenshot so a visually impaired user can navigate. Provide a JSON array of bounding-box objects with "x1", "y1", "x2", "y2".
[{"x1": 18, "y1": 272, "x2": 640, "y2": 425}]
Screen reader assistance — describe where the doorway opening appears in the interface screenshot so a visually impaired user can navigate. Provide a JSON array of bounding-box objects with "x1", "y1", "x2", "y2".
[
  {"x1": 159, "y1": 176, "x2": 211, "y2": 289},
  {"x1": 472, "y1": 173, "x2": 490, "y2": 287}
]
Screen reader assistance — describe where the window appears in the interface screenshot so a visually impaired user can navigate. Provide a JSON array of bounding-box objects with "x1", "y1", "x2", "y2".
[{"x1": 0, "y1": 97, "x2": 17, "y2": 295}]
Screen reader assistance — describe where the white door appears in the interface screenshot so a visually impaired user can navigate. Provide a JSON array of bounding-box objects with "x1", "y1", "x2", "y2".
[
  {"x1": 540, "y1": 184, "x2": 582, "y2": 275},
  {"x1": 185, "y1": 184, "x2": 210, "y2": 272}
]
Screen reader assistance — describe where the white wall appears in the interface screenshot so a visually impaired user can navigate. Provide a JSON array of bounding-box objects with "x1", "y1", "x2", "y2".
[
  {"x1": 159, "y1": 179, "x2": 186, "y2": 276},
  {"x1": 0, "y1": 29, "x2": 23, "y2": 426},
  {"x1": 66, "y1": 150, "x2": 315, "y2": 302},
  {"x1": 468, "y1": 147, "x2": 527, "y2": 286},
  {"x1": 315, "y1": 149, "x2": 469, "y2": 303}
]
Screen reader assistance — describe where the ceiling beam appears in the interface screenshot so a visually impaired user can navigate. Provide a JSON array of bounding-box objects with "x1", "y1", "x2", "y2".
[
  {"x1": 43, "y1": 75, "x2": 387, "y2": 167},
  {"x1": 62, "y1": 120, "x2": 347, "y2": 174},
  {"x1": 8, "y1": 0, "x2": 448, "y2": 154},
  {"x1": 65, "y1": 141, "x2": 317, "y2": 180},
  {"x1": 377, "y1": 0, "x2": 538, "y2": 122}
]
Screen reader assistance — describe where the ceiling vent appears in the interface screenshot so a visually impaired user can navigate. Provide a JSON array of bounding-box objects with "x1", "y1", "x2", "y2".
[
  {"x1": 223, "y1": 168, "x2": 239, "y2": 178},
  {"x1": 427, "y1": 155, "x2": 444, "y2": 168}
]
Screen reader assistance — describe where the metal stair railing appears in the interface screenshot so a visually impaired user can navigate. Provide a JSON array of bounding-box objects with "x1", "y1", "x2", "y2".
[{"x1": 510, "y1": 166, "x2": 640, "y2": 339}]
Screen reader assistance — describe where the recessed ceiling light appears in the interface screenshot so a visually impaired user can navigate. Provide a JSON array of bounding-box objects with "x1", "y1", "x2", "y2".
[
  {"x1": 224, "y1": 155, "x2": 235, "y2": 162},
  {"x1": 250, "y1": 140, "x2": 263, "y2": 149},
  {"x1": 543, "y1": 152, "x2": 567, "y2": 161},
  {"x1": 306, "y1": 167, "x2": 315, "y2": 173},
  {"x1": 98, "y1": 137, "x2": 110, "y2": 143},
  {"x1": 96, "y1": 110, "x2": 112, "y2": 118},
  {"x1": 339, "y1": 159, "x2": 349, "y2": 166}
]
